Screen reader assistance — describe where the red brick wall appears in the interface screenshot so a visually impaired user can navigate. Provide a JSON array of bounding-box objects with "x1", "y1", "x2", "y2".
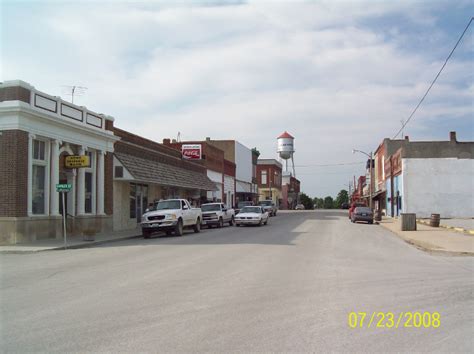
[
  {"x1": 224, "y1": 159, "x2": 236, "y2": 177},
  {"x1": 165, "y1": 141, "x2": 225, "y2": 174},
  {"x1": 257, "y1": 164, "x2": 282, "y2": 188},
  {"x1": 0, "y1": 130, "x2": 28, "y2": 217},
  {"x1": 0, "y1": 86, "x2": 31, "y2": 103},
  {"x1": 114, "y1": 127, "x2": 182, "y2": 159}
]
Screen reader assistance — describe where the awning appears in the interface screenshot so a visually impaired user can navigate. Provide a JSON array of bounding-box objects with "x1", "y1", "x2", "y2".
[
  {"x1": 115, "y1": 152, "x2": 218, "y2": 191},
  {"x1": 236, "y1": 180, "x2": 251, "y2": 193}
]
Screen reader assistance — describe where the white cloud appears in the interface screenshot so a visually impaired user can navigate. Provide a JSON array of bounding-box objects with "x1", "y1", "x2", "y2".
[{"x1": 2, "y1": 0, "x2": 472, "y2": 197}]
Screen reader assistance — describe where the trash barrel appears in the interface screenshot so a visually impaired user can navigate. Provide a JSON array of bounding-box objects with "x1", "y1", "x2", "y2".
[
  {"x1": 430, "y1": 213, "x2": 440, "y2": 227},
  {"x1": 401, "y1": 213, "x2": 417, "y2": 231},
  {"x1": 374, "y1": 210, "x2": 382, "y2": 222}
]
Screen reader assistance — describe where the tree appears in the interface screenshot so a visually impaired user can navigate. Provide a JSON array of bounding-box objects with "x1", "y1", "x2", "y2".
[
  {"x1": 313, "y1": 197, "x2": 324, "y2": 209},
  {"x1": 251, "y1": 147, "x2": 260, "y2": 157},
  {"x1": 323, "y1": 196, "x2": 334, "y2": 209},
  {"x1": 334, "y1": 189, "x2": 349, "y2": 209},
  {"x1": 299, "y1": 193, "x2": 314, "y2": 210}
]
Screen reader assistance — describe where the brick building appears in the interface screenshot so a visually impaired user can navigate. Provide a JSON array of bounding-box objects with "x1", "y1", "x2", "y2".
[
  {"x1": 0, "y1": 80, "x2": 118, "y2": 244},
  {"x1": 281, "y1": 172, "x2": 301, "y2": 210},
  {"x1": 257, "y1": 159, "x2": 282, "y2": 206},
  {"x1": 162, "y1": 139, "x2": 236, "y2": 207},
  {"x1": 0, "y1": 80, "x2": 217, "y2": 244},
  {"x1": 113, "y1": 131, "x2": 216, "y2": 231}
]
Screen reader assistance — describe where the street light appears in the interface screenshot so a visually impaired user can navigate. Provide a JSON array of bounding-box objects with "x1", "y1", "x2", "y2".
[{"x1": 352, "y1": 149, "x2": 373, "y2": 209}]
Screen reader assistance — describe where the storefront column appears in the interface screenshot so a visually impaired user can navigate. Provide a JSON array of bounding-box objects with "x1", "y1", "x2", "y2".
[
  {"x1": 50, "y1": 139, "x2": 61, "y2": 216},
  {"x1": 97, "y1": 150, "x2": 105, "y2": 215},
  {"x1": 77, "y1": 146, "x2": 86, "y2": 215}
]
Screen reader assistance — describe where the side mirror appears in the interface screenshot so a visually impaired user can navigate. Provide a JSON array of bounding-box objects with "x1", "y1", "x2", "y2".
[
  {"x1": 183, "y1": 205, "x2": 189, "y2": 210},
  {"x1": 145, "y1": 208, "x2": 150, "y2": 213},
  {"x1": 222, "y1": 208, "x2": 227, "y2": 212}
]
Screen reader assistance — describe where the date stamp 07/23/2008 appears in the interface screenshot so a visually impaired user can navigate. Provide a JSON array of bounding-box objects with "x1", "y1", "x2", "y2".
[{"x1": 348, "y1": 312, "x2": 441, "y2": 329}]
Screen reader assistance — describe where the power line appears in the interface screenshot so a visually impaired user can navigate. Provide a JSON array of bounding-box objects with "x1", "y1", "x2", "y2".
[{"x1": 392, "y1": 16, "x2": 473, "y2": 139}]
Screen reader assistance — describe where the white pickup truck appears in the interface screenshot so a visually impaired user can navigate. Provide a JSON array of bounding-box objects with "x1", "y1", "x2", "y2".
[
  {"x1": 201, "y1": 203, "x2": 235, "y2": 228},
  {"x1": 141, "y1": 199, "x2": 202, "y2": 238}
]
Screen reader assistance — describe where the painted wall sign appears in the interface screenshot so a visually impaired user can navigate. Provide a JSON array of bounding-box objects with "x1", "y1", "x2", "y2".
[
  {"x1": 182, "y1": 144, "x2": 202, "y2": 160},
  {"x1": 65, "y1": 155, "x2": 90, "y2": 168}
]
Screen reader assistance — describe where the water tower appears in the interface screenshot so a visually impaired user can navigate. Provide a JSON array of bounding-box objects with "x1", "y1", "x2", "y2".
[{"x1": 277, "y1": 131, "x2": 295, "y2": 177}]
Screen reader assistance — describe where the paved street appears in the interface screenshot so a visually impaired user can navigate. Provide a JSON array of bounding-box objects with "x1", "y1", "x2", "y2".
[{"x1": 1, "y1": 210, "x2": 473, "y2": 352}]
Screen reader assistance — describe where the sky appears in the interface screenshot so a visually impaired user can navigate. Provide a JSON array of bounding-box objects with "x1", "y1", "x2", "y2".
[{"x1": 1, "y1": 0, "x2": 473, "y2": 198}]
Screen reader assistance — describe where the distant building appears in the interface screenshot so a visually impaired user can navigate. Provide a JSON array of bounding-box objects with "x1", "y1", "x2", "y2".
[
  {"x1": 375, "y1": 132, "x2": 473, "y2": 218},
  {"x1": 206, "y1": 139, "x2": 258, "y2": 206},
  {"x1": 257, "y1": 159, "x2": 282, "y2": 206},
  {"x1": 281, "y1": 172, "x2": 300, "y2": 210}
]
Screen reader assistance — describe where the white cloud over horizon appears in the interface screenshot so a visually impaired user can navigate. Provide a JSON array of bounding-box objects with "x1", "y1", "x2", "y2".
[{"x1": 1, "y1": 0, "x2": 473, "y2": 197}]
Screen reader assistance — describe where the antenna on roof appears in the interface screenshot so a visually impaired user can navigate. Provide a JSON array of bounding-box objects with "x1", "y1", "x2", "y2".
[{"x1": 62, "y1": 85, "x2": 87, "y2": 104}]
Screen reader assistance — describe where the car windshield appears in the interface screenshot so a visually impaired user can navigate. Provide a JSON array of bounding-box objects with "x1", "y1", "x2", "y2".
[
  {"x1": 155, "y1": 200, "x2": 181, "y2": 210},
  {"x1": 355, "y1": 207, "x2": 372, "y2": 213},
  {"x1": 240, "y1": 206, "x2": 261, "y2": 214},
  {"x1": 238, "y1": 202, "x2": 252, "y2": 208},
  {"x1": 259, "y1": 201, "x2": 272, "y2": 206},
  {"x1": 202, "y1": 204, "x2": 221, "y2": 212}
]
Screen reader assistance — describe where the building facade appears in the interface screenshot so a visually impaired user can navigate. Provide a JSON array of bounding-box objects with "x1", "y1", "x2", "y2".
[
  {"x1": 257, "y1": 159, "x2": 282, "y2": 205},
  {"x1": 375, "y1": 132, "x2": 473, "y2": 218},
  {"x1": 0, "y1": 80, "x2": 118, "y2": 244},
  {"x1": 113, "y1": 131, "x2": 217, "y2": 231},
  {"x1": 162, "y1": 139, "x2": 235, "y2": 205},
  {"x1": 281, "y1": 172, "x2": 300, "y2": 209},
  {"x1": 207, "y1": 139, "x2": 258, "y2": 205}
]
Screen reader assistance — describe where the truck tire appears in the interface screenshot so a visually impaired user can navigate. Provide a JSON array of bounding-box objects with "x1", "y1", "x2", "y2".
[
  {"x1": 193, "y1": 218, "x2": 201, "y2": 233},
  {"x1": 229, "y1": 216, "x2": 234, "y2": 226},
  {"x1": 217, "y1": 217, "x2": 224, "y2": 228},
  {"x1": 174, "y1": 219, "x2": 184, "y2": 236}
]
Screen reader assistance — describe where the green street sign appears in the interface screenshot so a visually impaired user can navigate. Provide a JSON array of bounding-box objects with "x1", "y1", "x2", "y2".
[{"x1": 56, "y1": 183, "x2": 72, "y2": 192}]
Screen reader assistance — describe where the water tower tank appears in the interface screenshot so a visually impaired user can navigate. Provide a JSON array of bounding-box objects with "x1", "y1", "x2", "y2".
[{"x1": 277, "y1": 131, "x2": 295, "y2": 160}]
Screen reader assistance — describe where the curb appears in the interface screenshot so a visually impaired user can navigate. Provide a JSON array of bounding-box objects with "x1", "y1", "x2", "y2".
[
  {"x1": 378, "y1": 222, "x2": 474, "y2": 257},
  {"x1": 0, "y1": 234, "x2": 142, "y2": 254},
  {"x1": 416, "y1": 219, "x2": 474, "y2": 236}
]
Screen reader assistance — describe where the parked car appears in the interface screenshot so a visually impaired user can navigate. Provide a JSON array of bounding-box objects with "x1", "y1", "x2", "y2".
[
  {"x1": 351, "y1": 207, "x2": 374, "y2": 224},
  {"x1": 141, "y1": 199, "x2": 202, "y2": 237},
  {"x1": 201, "y1": 203, "x2": 235, "y2": 228},
  {"x1": 258, "y1": 200, "x2": 278, "y2": 216},
  {"x1": 341, "y1": 203, "x2": 349, "y2": 209},
  {"x1": 235, "y1": 206, "x2": 269, "y2": 226},
  {"x1": 349, "y1": 202, "x2": 366, "y2": 219},
  {"x1": 236, "y1": 201, "x2": 253, "y2": 214},
  {"x1": 295, "y1": 204, "x2": 305, "y2": 210}
]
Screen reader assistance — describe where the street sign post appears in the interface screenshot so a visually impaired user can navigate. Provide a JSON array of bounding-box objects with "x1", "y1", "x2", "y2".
[{"x1": 56, "y1": 184, "x2": 71, "y2": 249}]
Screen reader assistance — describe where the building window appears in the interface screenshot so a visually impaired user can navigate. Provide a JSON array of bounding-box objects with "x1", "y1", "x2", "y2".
[
  {"x1": 130, "y1": 183, "x2": 148, "y2": 221},
  {"x1": 85, "y1": 172, "x2": 93, "y2": 213},
  {"x1": 83, "y1": 151, "x2": 96, "y2": 214},
  {"x1": 261, "y1": 170, "x2": 267, "y2": 185},
  {"x1": 32, "y1": 165, "x2": 46, "y2": 214},
  {"x1": 31, "y1": 139, "x2": 49, "y2": 215}
]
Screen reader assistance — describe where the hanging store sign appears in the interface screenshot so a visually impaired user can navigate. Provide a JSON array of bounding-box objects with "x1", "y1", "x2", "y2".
[
  {"x1": 182, "y1": 144, "x2": 202, "y2": 160},
  {"x1": 65, "y1": 155, "x2": 90, "y2": 168}
]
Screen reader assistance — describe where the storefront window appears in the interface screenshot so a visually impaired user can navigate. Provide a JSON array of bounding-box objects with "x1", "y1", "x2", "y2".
[
  {"x1": 85, "y1": 172, "x2": 93, "y2": 213},
  {"x1": 32, "y1": 165, "x2": 45, "y2": 214},
  {"x1": 130, "y1": 183, "x2": 148, "y2": 221}
]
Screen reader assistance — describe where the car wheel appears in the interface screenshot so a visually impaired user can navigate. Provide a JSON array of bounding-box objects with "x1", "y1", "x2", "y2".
[
  {"x1": 369, "y1": 221, "x2": 373, "y2": 225},
  {"x1": 264, "y1": 219, "x2": 268, "y2": 225},
  {"x1": 174, "y1": 219, "x2": 184, "y2": 236},
  {"x1": 143, "y1": 230, "x2": 150, "y2": 239},
  {"x1": 193, "y1": 219, "x2": 201, "y2": 233},
  {"x1": 217, "y1": 217, "x2": 224, "y2": 228},
  {"x1": 274, "y1": 211, "x2": 277, "y2": 216},
  {"x1": 229, "y1": 216, "x2": 234, "y2": 226},
  {"x1": 166, "y1": 231, "x2": 172, "y2": 236},
  {"x1": 258, "y1": 220, "x2": 262, "y2": 226}
]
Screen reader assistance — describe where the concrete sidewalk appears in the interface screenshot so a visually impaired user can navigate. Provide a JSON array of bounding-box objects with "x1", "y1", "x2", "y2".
[
  {"x1": 379, "y1": 217, "x2": 474, "y2": 256},
  {"x1": 0, "y1": 228, "x2": 142, "y2": 254},
  {"x1": 417, "y1": 218, "x2": 474, "y2": 235}
]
